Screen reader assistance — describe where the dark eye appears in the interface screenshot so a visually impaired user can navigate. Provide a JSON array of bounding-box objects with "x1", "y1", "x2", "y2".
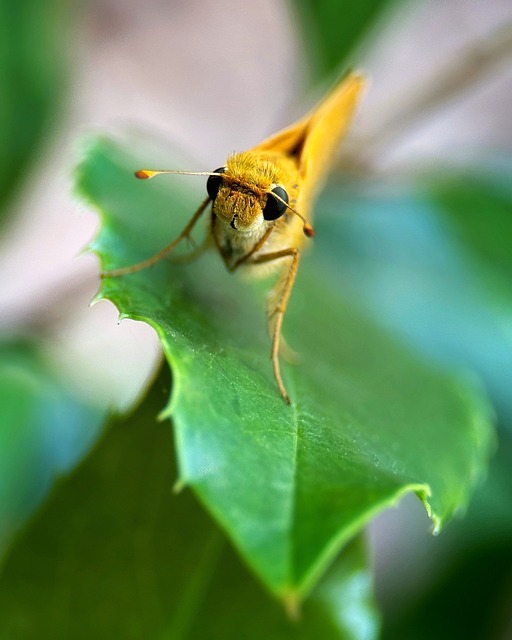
[
  {"x1": 206, "y1": 167, "x2": 226, "y2": 201},
  {"x1": 263, "y1": 185, "x2": 288, "y2": 221}
]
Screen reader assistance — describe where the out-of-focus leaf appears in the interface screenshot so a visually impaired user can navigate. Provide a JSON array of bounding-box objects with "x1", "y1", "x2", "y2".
[
  {"x1": 465, "y1": 436, "x2": 512, "y2": 536},
  {"x1": 74, "y1": 138, "x2": 494, "y2": 602},
  {"x1": 380, "y1": 432, "x2": 512, "y2": 640},
  {"x1": 316, "y1": 174, "x2": 512, "y2": 425},
  {"x1": 0, "y1": 369, "x2": 380, "y2": 640},
  {"x1": 316, "y1": 172, "x2": 512, "y2": 639},
  {"x1": 382, "y1": 436, "x2": 512, "y2": 640},
  {"x1": 433, "y1": 176, "x2": 512, "y2": 283},
  {"x1": 0, "y1": 340, "x2": 103, "y2": 556},
  {"x1": 292, "y1": 0, "x2": 396, "y2": 79},
  {"x1": 382, "y1": 541, "x2": 512, "y2": 640},
  {"x1": 0, "y1": 2, "x2": 68, "y2": 221}
]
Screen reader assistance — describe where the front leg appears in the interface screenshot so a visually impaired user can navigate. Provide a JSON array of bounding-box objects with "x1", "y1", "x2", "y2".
[
  {"x1": 102, "y1": 196, "x2": 210, "y2": 277},
  {"x1": 228, "y1": 227, "x2": 274, "y2": 272},
  {"x1": 212, "y1": 221, "x2": 275, "y2": 273}
]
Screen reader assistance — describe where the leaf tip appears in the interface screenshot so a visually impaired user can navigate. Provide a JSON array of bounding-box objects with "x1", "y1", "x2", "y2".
[
  {"x1": 415, "y1": 485, "x2": 443, "y2": 535},
  {"x1": 89, "y1": 291, "x2": 105, "y2": 307},
  {"x1": 157, "y1": 404, "x2": 172, "y2": 421},
  {"x1": 173, "y1": 478, "x2": 187, "y2": 493},
  {"x1": 431, "y1": 515, "x2": 442, "y2": 536},
  {"x1": 282, "y1": 590, "x2": 301, "y2": 621}
]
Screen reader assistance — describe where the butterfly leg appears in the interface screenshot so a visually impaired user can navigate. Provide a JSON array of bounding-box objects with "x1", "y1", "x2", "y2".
[
  {"x1": 168, "y1": 232, "x2": 213, "y2": 264},
  {"x1": 251, "y1": 247, "x2": 299, "y2": 404},
  {"x1": 101, "y1": 196, "x2": 210, "y2": 277}
]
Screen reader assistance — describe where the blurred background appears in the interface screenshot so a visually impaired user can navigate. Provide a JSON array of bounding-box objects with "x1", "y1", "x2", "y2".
[{"x1": 1, "y1": 1, "x2": 511, "y2": 637}]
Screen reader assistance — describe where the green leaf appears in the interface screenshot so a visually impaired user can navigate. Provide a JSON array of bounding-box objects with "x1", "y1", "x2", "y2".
[
  {"x1": 433, "y1": 175, "x2": 512, "y2": 284},
  {"x1": 0, "y1": 339, "x2": 103, "y2": 556},
  {"x1": 315, "y1": 177, "x2": 512, "y2": 425},
  {"x1": 291, "y1": 0, "x2": 396, "y2": 79},
  {"x1": 0, "y1": 2, "x2": 68, "y2": 221},
  {"x1": 75, "y1": 138, "x2": 494, "y2": 601},
  {"x1": 0, "y1": 370, "x2": 380, "y2": 640},
  {"x1": 314, "y1": 175, "x2": 512, "y2": 635}
]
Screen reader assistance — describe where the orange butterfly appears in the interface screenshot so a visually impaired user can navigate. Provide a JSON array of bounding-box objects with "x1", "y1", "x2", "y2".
[{"x1": 103, "y1": 72, "x2": 365, "y2": 403}]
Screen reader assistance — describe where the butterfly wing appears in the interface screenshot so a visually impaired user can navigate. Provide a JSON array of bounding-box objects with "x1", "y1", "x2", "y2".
[{"x1": 254, "y1": 72, "x2": 365, "y2": 219}]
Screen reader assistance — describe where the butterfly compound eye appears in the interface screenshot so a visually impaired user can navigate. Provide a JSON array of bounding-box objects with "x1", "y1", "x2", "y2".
[
  {"x1": 206, "y1": 167, "x2": 226, "y2": 201},
  {"x1": 263, "y1": 185, "x2": 288, "y2": 221}
]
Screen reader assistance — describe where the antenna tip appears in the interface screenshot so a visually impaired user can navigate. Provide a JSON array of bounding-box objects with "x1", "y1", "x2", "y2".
[
  {"x1": 134, "y1": 169, "x2": 153, "y2": 180},
  {"x1": 304, "y1": 223, "x2": 315, "y2": 238}
]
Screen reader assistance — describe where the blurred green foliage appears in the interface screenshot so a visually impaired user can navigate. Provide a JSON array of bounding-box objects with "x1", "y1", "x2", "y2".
[
  {"x1": 0, "y1": 340, "x2": 103, "y2": 555},
  {"x1": 317, "y1": 174, "x2": 512, "y2": 424},
  {"x1": 434, "y1": 176, "x2": 512, "y2": 288},
  {"x1": 0, "y1": 0, "x2": 511, "y2": 638},
  {"x1": 314, "y1": 172, "x2": 512, "y2": 637},
  {"x1": 382, "y1": 439, "x2": 512, "y2": 640},
  {"x1": 0, "y1": 369, "x2": 379, "y2": 640},
  {"x1": 0, "y1": 2, "x2": 68, "y2": 223},
  {"x1": 293, "y1": 0, "x2": 396, "y2": 77}
]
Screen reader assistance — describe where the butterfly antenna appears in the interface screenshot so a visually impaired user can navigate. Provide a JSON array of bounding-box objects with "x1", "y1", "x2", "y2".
[
  {"x1": 270, "y1": 191, "x2": 315, "y2": 238},
  {"x1": 135, "y1": 169, "x2": 224, "y2": 180}
]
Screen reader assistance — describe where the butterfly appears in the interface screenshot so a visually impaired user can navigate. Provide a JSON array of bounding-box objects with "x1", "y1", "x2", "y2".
[{"x1": 103, "y1": 71, "x2": 365, "y2": 404}]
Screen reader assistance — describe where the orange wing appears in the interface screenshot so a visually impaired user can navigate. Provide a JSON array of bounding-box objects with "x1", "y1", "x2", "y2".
[{"x1": 253, "y1": 72, "x2": 365, "y2": 219}]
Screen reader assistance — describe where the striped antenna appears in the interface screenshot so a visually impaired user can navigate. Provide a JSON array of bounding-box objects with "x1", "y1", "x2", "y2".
[
  {"x1": 135, "y1": 169, "x2": 224, "y2": 180},
  {"x1": 269, "y1": 191, "x2": 315, "y2": 238}
]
